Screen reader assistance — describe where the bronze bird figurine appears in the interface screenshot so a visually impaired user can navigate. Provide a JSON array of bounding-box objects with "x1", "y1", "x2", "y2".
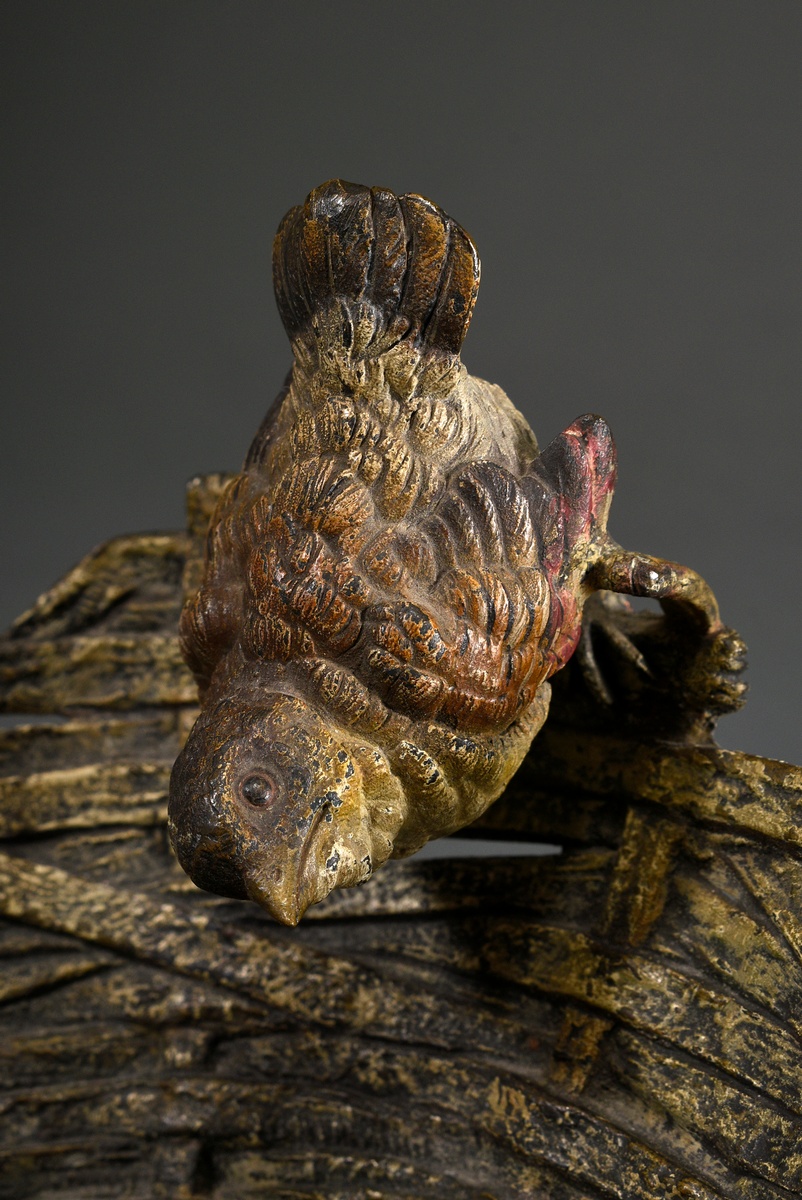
[{"x1": 169, "y1": 180, "x2": 745, "y2": 924}]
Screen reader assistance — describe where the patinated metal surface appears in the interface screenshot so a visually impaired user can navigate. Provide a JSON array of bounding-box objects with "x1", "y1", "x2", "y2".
[
  {"x1": 1, "y1": 479, "x2": 801, "y2": 1198},
  {"x1": 0, "y1": 182, "x2": 796, "y2": 1196},
  {"x1": 169, "y1": 181, "x2": 746, "y2": 924}
]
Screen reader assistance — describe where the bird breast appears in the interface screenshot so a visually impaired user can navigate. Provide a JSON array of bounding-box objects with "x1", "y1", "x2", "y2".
[{"x1": 193, "y1": 364, "x2": 550, "y2": 721}]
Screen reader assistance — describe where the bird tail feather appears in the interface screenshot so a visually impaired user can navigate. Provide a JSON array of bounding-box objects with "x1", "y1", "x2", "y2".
[{"x1": 273, "y1": 180, "x2": 480, "y2": 361}]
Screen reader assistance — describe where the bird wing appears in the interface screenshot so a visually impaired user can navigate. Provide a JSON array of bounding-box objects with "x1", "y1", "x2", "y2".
[
  {"x1": 182, "y1": 415, "x2": 617, "y2": 730},
  {"x1": 179, "y1": 378, "x2": 290, "y2": 691},
  {"x1": 352, "y1": 417, "x2": 618, "y2": 732},
  {"x1": 525, "y1": 414, "x2": 618, "y2": 676},
  {"x1": 352, "y1": 460, "x2": 553, "y2": 733}
]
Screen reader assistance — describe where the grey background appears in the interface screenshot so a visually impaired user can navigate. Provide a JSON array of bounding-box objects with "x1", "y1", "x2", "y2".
[{"x1": 3, "y1": 1, "x2": 801, "y2": 764}]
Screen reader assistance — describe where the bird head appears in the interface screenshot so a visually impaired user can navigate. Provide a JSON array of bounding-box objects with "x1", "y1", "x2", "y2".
[{"x1": 168, "y1": 688, "x2": 407, "y2": 925}]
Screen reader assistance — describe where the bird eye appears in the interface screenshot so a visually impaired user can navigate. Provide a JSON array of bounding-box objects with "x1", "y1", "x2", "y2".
[{"x1": 239, "y1": 772, "x2": 276, "y2": 807}]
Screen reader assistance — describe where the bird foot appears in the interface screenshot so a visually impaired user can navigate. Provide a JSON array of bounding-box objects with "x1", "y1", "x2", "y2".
[
  {"x1": 557, "y1": 589, "x2": 748, "y2": 739},
  {"x1": 575, "y1": 592, "x2": 651, "y2": 707}
]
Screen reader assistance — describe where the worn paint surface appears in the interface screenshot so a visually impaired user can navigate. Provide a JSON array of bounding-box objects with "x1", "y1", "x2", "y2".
[
  {"x1": 169, "y1": 181, "x2": 747, "y2": 924},
  {"x1": 0, "y1": 479, "x2": 799, "y2": 1197}
]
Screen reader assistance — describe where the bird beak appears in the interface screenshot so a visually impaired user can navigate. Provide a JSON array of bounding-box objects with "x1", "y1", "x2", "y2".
[
  {"x1": 247, "y1": 864, "x2": 333, "y2": 926},
  {"x1": 254, "y1": 876, "x2": 309, "y2": 927},
  {"x1": 245, "y1": 815, "x2": 337, "y2": 926}
]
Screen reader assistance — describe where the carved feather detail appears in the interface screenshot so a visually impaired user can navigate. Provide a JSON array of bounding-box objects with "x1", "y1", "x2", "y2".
[{"x1": 169, "y1": 181, "x2": 737, "y2": 924}]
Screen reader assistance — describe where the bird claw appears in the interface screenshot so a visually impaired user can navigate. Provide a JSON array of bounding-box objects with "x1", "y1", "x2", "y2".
[
  {"x1": 568, "y1": 590, "x2": 748, "y2": 736},
  {"x1": 575, "y1": 592, "x2": 651, "y2": 707},
  {"x1": 576, "y1": 592, "x2": 657, "y2": 705},
  {"x1": 682, "y1": 624, "x2": 748, "y2": 718}
]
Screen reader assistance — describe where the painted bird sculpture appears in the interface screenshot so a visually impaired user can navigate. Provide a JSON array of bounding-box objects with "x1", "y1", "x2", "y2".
[{"x1": 169, "y1": 180, "x2": 746, "y2": 924}]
